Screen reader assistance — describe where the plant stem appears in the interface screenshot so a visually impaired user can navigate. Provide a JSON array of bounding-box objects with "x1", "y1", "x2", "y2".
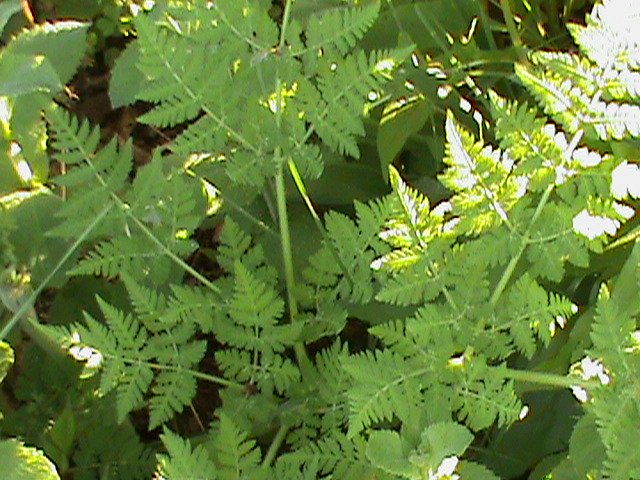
[
  {"x1": 261, "y1": 424, "x2": 289, "y2": 468},
  {"x1": 0, "y1": 203, "x2": 112, "y2": 340},
  {"x1": 274, "y1": 159, "x2": 310, "y2": 367},
  {"x1": 126, "y1": 212, "x2": 220, "y2": 293},
  {"x1": 499, "y1": 366, "x2": 600, "y2": 390},
  {"x1": 490, "y1": 130, "x2": 583, "y2": 305},
  {"x1": 498, "y1": 0, "x2": 526, "y2": 60},
  {"x1": 278, "y1": 0, "x2": 293, "y2": 48},
  {"x1": 103, "y1": 353, "x2": 241, "y2": 388},
  {"x1": 274, "y1": 2, "x2": 313, "y2": 371}
]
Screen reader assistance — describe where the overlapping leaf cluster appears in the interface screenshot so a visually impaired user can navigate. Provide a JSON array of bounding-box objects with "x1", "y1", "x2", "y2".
[{"x1": 1, "y1": 0, "x2": 639, "y2": 479}]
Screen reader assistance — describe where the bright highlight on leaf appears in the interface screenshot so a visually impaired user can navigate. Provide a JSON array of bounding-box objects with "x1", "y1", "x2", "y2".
[
  {"x1": 572, "y1": 209, "x2": 620, "y2": 240},
  {"x1": 611, "y1": 161, "x2": 640, "y2": 198}
]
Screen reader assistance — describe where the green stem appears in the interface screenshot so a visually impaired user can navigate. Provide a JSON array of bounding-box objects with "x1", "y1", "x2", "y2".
[
  {"x1": 490, "y1": 183, "x2": 552, "y2": 306},
  {"x1": 126, "y1": 212, "x2": 220, "y2": 293},
  {"x1": 287, "y1": 159, "x2": 355, "y2": 289},
  {"x1": 278, "y1": 0, "x2": 293, "y2": 48},
  {"x1": 499, "y1": 367, "x2": 600, "y2": 390},
  {"x1": 490, "y1": 130, "x2": 583, "y2": 305},
  {"x1": 498, "y1": 0, "x2": 526, "y2": 60},
  {"x1": 0, "y1": 203, "x2": 113, "y2": 340},
  {"x1": 274, "y1": 1, "x2": 312, "y2": 371},
  {"x1": 261, "y1": 424, "x2": 289, "y2": 468},
  {"x1": 102, "y1": 353, "x2": 241, "y2": 388},
  {"x1": 274, "y1": 160, "x2": 309, "y2": 366}
]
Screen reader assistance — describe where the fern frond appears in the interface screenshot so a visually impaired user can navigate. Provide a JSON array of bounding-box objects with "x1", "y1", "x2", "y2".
[
  {"x1": 452, "y1": 360, "x2": 522, "y2": 431},
  {"x1": 370, "y1": 305, "x2": 459, "y2": 360},
  {"x1": 165, "y1": 284, "x2": 220, "y2": 333},
  {"x1": 120, "y1": 273, "x2": 167, "y2": 328},
  {"x1": 79, "y1": 298, "x2": 153, "y2": 422},
  {"x1": 131, "y1": 6, "x2": 273, "y2": 185},
  {"x1": 312, "y1": 341, "x2": 351, "y2": 430},
  {"x1": 149, "y1": 370, "x2": 199, "y2": 429},
  {"x1": 284, "y1": 432, "x2": 376, "y2": 480},
  {"x1": 73, "y1": 281, "x2": 208, "y2": 426},
  {"x1": 156, "y1": 427, "x2": 217, "y2": 480},
  {"x1": 304, "y1": 1, "x2": 381, "y2": 55},
  {"x1": 217, "y1": 218, "x2": 277, "y2": 286},
  {"x1": 372, "y1": 166, "x2": 455, "y2": 274},
  {"x1": 211, "y1": 414, "x2": 262, "y2": 479},
  {"x1": 212, "y1": 261, "x2": 300, "y2": 394},
  {"x1": 133, "y1": 14, "x2": 211, "y2": 128},
  {"x1": 68, "y1": 158, "x2": 201, "y2": 285},
  {"x1": 498, "y1": 274, "x2": 576, "y2": 358},
  {"x1": 45, "y1": 106, "x2": 132, "y2": 240},
  {"x1": 344, "y1": 349, "x2": 426, "y2": 437},
  {"x1": 303, "y1": 204, "x2": 388, "y2": 304},
  {"x1": 590, "y1": 387, "x2": 640, "y2": 479},
  {"x1": 440, "y1": 113, "x2": 521, "y2": 234},
  {"x1": 516, "y1": 57, "x2": 640, "y2": 141},
  {"x1": 70, "y1": 236, "x2": 160, "y2": 279},
  {"x1": 590, "y1": 299, "x2": 636, "y2": 376},
  {"x1": 374, "y1": 257, "x2": 444, "y2": 306},
  {"x1": 567, "y1": 0, "x2": 640, "y2": 69},
  {"x1": 300, "y1": 47, "x2": 412, "y2": 158},
  {"x1": 228, "y1": 261, "x2": 284, "y2": 333},
  {"x1": 489, "y1": 92, "x2": 564, "y2": 183}
]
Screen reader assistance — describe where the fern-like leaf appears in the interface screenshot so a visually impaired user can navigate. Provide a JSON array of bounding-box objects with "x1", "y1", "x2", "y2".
[
  {"x1": 297, "y1": 47, "x2": 412, "y2": 158},
  {"x1": 156, "y1": 427, "x2": 218, "y2": 480},
  {"x1": 452, "y1": 359, "x2": 523, "y2": 431},
  {"x1": 73, "y1": 279, "x2": 208, "y2": 427},
  {"x1": 284, "y1": 432, "x2": 376, "y2": 480},
  {"x1": 304, "y1": 1, "x2": 380, "y2": 55},
  {"x1": 343, "y1": 349, "x2": 426, "y2": 437},
  {"x1": 79, "y1": 298, "x2": 153, "y2": 422},
  {"x1": 211, "y1": 414, "x2": 262, "y2": 480},
  {"x1": 46, "y1": 105, "x2": 132, "y2": 240}
]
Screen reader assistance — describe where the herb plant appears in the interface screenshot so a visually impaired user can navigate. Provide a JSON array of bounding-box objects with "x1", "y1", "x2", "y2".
[{"x1": 1, "y1": 0, "x2": 639, "y2": 479}]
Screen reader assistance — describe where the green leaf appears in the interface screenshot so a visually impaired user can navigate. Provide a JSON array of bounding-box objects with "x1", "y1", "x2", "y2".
[
  {"x1": 415, "y1": 422, "x2": 473, "y2": 469},
  {"x1": 305, "y1": 1, "x2": 380, "y2": 54},
  {"x1": 1, "y1": 21, "x2": 89, "y2": 85},
  {"x1": 457, "y1": 461, "x2": 500, "y2": 479},
  {"x1": 212, "y1": 414, "x2": 262, "y2": 480},
  {"x1": 0, "y1": 439, "x2": 60, "y2": 480},
  {"x1": 0, "y1": 53, "x2": 61, "y2": 96},
  {"x1": 0, "y1": 341, "x2": 13, "y2": 385},
  {"x1": 109, "y1": 43, "x2": 143, "y2": 108},
  {"x1": 366, "y1": 430, "x2": 418, "y2": 478},
  {"x1": 568, "y1": 413, "x2": 606, "y2": 478},
  {"x1": 0, "y1": 0, "x2": 21, "y2": 36},
  {"x1": 377, "y1": 97, "x2": 429, "y2": 180}
]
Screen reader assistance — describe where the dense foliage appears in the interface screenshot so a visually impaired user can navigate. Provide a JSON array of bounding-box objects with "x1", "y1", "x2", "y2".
[{"x1": 1, "y1": 0, "x2": 639, "y2": 479}]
